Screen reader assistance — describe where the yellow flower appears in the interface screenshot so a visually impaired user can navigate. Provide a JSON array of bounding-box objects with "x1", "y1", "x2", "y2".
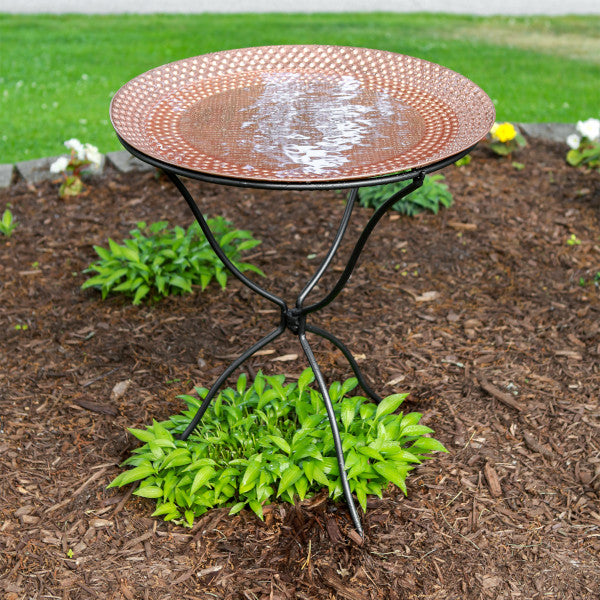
[{"x1": 490, "y1": 122, "x2": 517, "y2": 143}]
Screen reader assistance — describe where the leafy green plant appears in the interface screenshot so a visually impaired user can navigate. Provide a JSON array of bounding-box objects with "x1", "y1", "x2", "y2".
[
  {"x1": 0, "y1": 209, "x2": 17, "y2": 237},
  {"x1": 357, "y1": 174, "x2": 453, "y2": 216},
  {"x1": 82, "y1": 218, "x2": 264, "y2": 304},
  {"x1": 567, "y1": 143, "x2": 600, "y2": 171},
  {"x1": 50, "y1": 139, "x2": 103, "y2": 198},
  {"x1": 454, "y1": 154, "x2": 472, "y2": 167},
  {"x1": 566, "y1": 118, "x2": 600, "y2": 171},
  {"x1": 108, "y1": 369, "x2": 447, "y2": 527}
]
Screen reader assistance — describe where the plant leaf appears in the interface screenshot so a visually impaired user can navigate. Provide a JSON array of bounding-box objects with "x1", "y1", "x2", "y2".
[
  {"x1": 134, "y1": 485, "x2": 163, "y2": 498},
  {"x1": 341, "y1": 397, "x2": 356, "y2": 431},
  {"x1": 409, "y1": 437, "x2": 448, "y2": 453},
  {"x1": 357, "y1": 445, "x2": 385, "y2": 461},
  {"x1": 190, "y1": 466, "x2": 215, "y2": 495},
  {"x1": 267, "y1": 435, "x2": 291, "y2": 455},
  {"x1": 375, "y1": 394, "x2": 408, "y2": 420},
  {"x1": 400, "y1": 424, "x2": 434, "y2": 437},
  {"x1": 248, "y1": 500, "x2": 264, "y2": 520},
  {"x1": 297, "y1": 368, "x2": 314, "y2": 395},
  {"x1": 152, "y1": 420, "x2": 174, "y2": 442},
  {"x1": 127, "y1": 427, "x2": 155, "y2": 443},
  {"x1": 373, "y1": 461, "x2": 409, "y2": 494},
  {"x1": 276, "y1": 464, "x2": 303, "y2": 497},
  {"x1": 133, "y1": 284, "x2": 150, "y2": 305},
  {"x1": 184, "y1": 509, "x2": 195, "y2": 528},
  {"x1": 109, "y1": 464, "x2": 155, "y2": 487},
  {"x1": 151, "y1": 502, "x2": 179, "y2": 517},
  {"x1": 239, "y1": 457, "x2": 262, "y2": 493},
  {"x1": 160, "y1": 448, "x2": 191, "y2": 469},
  {"x1": 295, "y1": 475, "x2": 309, "y2": 500},
  {"x1": 229, "y1": 501, "x2": 246, "y2": 515}
]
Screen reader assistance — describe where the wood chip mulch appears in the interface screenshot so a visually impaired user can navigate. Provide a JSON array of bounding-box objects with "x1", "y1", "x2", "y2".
[{"x1": 1, "y1": 139, "x2": 599, "y2": 599}]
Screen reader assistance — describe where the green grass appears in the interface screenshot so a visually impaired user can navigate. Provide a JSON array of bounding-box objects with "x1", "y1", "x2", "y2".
[{"x1": 1, "y1": 13, "x2": 599, "y2": 163}]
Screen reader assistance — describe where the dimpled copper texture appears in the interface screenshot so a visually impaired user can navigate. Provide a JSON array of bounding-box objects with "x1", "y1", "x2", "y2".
[{"x1": 110, "y1": 45, "x2": 495, "y2": 183}]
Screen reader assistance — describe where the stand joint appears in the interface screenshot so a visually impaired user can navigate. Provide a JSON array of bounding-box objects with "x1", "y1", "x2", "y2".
[{"x1": 283, "y1": 307, "x2": 305, "y2": 335}]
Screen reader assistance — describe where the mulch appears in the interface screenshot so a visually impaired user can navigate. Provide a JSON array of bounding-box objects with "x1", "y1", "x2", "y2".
[{"x1": 1, "y1": 138, "x2": 599, "y2": 600}]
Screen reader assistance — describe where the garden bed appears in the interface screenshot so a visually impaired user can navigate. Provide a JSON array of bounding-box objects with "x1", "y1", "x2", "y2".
[{"x1": 1, "y1": 139, "x2": 599, "y2": 599}]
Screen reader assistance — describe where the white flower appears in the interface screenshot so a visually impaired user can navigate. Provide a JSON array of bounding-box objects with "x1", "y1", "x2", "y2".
[
  {"x1": 566, "y1": 134, "x2": 581, "y2": 150},
  {"x1": 83, "y1": 143, "x2": 102, "y2": 168},
  {"x1": 64, "y1": 138, "x2": 85, "y2": 160},
  {"x1": 49, "y1": 156, "x2": 69, "y2": 174},
  {"x1": 576, "y1": 118, "x2": 600, "y2": 142}
]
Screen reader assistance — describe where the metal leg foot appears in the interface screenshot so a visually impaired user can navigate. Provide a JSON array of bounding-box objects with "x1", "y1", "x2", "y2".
[{"x1": 299, "y1": 332, "x2": 364, "y2": 538}]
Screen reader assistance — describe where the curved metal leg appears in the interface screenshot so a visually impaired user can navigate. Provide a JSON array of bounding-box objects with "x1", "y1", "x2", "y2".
[
  {"x1": 305, "y1": 324, "x2": 383, "y2": 403},
  {"x1": 296, "y1": 188, "x2": 357, "y2": 308},
  {"x1": 302, "y1": 173, "x2": 424, "y2": 315},
  {"x1": 298, "y1": 331, "x2": 363, "y2": 537},
  {"x1": 166, "y1": 170, "x2": 287, "y2": 311},
  {"x1": 179, "y1": 322, "x2": 286, "y2": 440}
]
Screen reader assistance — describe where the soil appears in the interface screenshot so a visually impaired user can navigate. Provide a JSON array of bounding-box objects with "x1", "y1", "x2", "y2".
[{"x1": 1, "y1": 139, "x2": 599, "y2": 600}]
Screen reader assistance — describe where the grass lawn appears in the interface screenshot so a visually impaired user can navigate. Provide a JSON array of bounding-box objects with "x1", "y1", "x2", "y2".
[{"x1": 1, "y1": 12, "x2": 599, "y2": 163}]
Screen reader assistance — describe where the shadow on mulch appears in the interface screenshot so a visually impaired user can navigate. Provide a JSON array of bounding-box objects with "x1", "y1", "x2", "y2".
[{"x1": 1, "y1": 139, "x2": 599, "y2": 599}]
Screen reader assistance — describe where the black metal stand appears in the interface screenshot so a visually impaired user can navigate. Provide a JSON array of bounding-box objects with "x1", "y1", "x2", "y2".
[
  {"x1": 115, "y1": 133, "x2": 473, "y2": 538},
  {"x1": 164, "y1": 170, "x2": 427, "y2": 538}
]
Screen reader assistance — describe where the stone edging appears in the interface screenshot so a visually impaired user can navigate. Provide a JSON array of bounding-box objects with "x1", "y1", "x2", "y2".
[
  {"x1": 0, "y1": 151, "x2": 154, "y2": 189},
  {"x1": 0, "y1": 123, "x2": 576, "y2": 190}
]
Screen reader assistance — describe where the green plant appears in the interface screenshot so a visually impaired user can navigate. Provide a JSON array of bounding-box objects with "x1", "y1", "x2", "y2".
[
  {"x1": 0, "y1": 209, "x2": 16, "y2": 236},
  {"x1": 108, "y1": 369, "x2": 447, "y2": 527},
  {"x1": 566, "y1": 118, "x2": 600, "y2": 171},
  {"x1": 50, "y1": 139, "x2": 102, "y2": 198},
  {"x1": 578, "y1": 271, "x2": 600, "y2": 288},
  {"x1": 357, "y1": 174, "x2": 453, "y2": 216},
  {"x1": 567, "y1": 233, "x2": 581, "y2": 246},
  {"x1": 454, "y1": 154, "x2": 472, "y2": 167},
  {"x1": 82, "y1": 218, "x2": 264, "y2": 304}
]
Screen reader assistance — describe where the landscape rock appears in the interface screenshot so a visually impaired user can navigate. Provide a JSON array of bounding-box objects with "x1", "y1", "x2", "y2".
[
  {"x1": 0, "y1": 164, "x2": 14, "y2": 189},
  {"x1": 15, "y1": 154, "x2": 104, "y2": 184},
  {"x1": 106, "y1": 150, "x2": 154, "y2": 173},
  {"x1": 15, "y1": 157, "x2": 57, "y2": 184},
  {"x1": 518, "y1": 122, "x2": 576, "y2": 144}
]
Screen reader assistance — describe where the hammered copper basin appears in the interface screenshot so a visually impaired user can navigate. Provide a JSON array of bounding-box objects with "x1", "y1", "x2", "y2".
[{"x1": 110, "y1": 45, "x2": 495, "y2": 183}]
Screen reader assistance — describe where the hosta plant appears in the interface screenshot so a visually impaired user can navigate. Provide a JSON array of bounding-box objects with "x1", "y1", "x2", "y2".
[
  {"x1": 454, "y1": 154, "x2": 472, "y2": 167},
  {"x1": 357, "y1": 174, "x2": 453, "y2": 216},
  {"x1": 82, "y1": 218, "x2": 264, "y2": 304},
  {"x1": 108, "y1": 369, "x2": 447, "y2": 527},
  {"x1": 0, "y1": 208, "x2": 16, "y2": 237}
]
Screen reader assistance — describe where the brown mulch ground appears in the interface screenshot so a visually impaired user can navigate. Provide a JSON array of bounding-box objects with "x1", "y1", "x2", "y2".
[{"x1": 1, "y1": 139, "x2": 599, "y2": 600}]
